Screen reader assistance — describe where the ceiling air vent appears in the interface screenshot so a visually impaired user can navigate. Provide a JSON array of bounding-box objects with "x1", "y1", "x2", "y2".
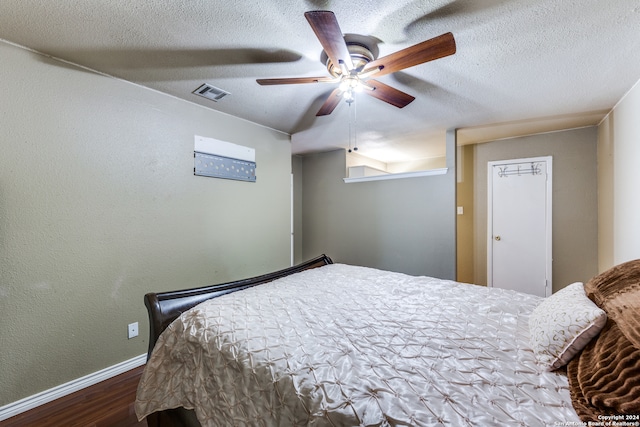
[{"x1": 192, "y1": 83, "x2": 230, "y2": 102}]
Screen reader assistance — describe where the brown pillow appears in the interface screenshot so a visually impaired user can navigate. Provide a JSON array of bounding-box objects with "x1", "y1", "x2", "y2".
[{"x1": 567, "y1": 259, "x2": 640, "y2": 421}]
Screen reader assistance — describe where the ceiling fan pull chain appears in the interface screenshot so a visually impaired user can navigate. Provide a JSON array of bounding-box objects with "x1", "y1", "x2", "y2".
[
  {"x1": 347, "y1": 98, "x2": 358, "y2": 153},
  {"x1": 348, "y1": 109, "x2": 352, "y2": 153},
  {"x1": 353, "y1": 94, "x2": 358, "y2": 151}
]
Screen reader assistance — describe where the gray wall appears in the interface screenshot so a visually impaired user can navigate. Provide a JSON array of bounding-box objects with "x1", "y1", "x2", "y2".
[
  {"x1": 457, "y1": 127, "x2": 599, "y2": 291},
  {"x1": 0, "y1": 41, "x2": 291, "y2": 405},
  {"x1": 297, "y1": 132, "x2": 456, "y2": 279},
  {"x1": 292, "y1": 155, "x2": 304, "y2": 265}
]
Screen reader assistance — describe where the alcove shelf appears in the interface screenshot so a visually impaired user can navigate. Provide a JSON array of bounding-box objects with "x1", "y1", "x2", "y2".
[{"x1": 343, "y1": 168, "x2": 448, "y2": 183}]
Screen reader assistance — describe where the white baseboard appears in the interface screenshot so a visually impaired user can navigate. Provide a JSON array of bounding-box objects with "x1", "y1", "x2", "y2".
[{"x1": 0, "y1": 353, "x2": 146, "y2": 422}]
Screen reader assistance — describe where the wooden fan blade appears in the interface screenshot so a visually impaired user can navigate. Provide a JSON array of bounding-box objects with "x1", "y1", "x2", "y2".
[
  {"x1": 363, "y1": 32, "x2": 456, "y2": 77},
  {"x1": 305, "y1": 11, "x2": 354, "y2": 71},
  {"x1": 316, "y1": 88, "x2": 343, "y2": 116},
  {"x1": 257, "y1": 76, "x2": 336, "y2": 85},
  {"x1": 365, "y1": 80, "x2": 415, "y2": 108}
]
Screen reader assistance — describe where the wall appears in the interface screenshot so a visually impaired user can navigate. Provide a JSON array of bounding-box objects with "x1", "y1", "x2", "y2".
[
  {"x1": 0, "y1": 41, "x2": 291, "y2": 406},
  {"x1": 458, "y1": 127, "x2": 598, "y2": 291},
  {"x1": 598, "y1": 78, "x2": 640, "y2": 269},
  {"x1": 298, "y1": 131, "x2": 456, "y2": 279},
  {"x1": 292, "y1": 155, "x2": 303, "y2": 264},
  {"x1": 456, "y1": 144, "x2": 475, "y2": 283}
]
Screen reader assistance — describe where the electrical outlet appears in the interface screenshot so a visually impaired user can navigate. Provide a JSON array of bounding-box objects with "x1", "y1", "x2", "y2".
[{"x1": 128, "y1": 322, "x2": 139, "y2": 339}]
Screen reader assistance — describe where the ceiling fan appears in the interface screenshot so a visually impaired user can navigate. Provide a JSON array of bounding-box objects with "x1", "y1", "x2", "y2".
[{"x1": 256, "y1": 11, "x2": 456, "y2": 116}]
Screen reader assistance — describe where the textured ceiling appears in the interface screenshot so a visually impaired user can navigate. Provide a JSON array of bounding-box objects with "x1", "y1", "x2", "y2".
[{"x1": 1, "y1": 0, "x2": 639, "y2": 163}]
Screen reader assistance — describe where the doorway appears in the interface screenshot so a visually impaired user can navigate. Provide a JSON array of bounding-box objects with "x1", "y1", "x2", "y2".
[{"x1": 487, "y1": 156, "x2": 552, "y2": 297}]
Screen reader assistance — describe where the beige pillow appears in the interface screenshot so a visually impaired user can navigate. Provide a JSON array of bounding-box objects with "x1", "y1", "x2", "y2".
[{"x1": 528, "y1": 282, "x2": 607, "y2": 370}]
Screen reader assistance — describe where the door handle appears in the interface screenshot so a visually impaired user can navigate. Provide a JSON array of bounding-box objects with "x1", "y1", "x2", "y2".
[{"x1": 495, "y1": 235, "x2": 501, "y2": 241}]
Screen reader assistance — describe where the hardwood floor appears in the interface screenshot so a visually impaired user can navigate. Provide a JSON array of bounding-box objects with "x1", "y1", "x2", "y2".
[{"x1": 1, "y1": 365, "x2": 147, "y2": 427}]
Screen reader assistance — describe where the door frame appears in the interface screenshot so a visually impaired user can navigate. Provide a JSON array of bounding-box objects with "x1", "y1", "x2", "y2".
[{"x1": 487, "y1": 156, "x2": 553, "y2": 296}]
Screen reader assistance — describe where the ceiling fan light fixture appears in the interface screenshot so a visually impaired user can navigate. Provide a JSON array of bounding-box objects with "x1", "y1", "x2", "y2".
[{"x1": 339, "y1": 76, "x2": 361, "y2": 92}]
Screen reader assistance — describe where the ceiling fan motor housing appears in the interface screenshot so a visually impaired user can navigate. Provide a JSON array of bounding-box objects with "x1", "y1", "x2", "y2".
[{"x1": 326, "y1": 43, "x2": 375, "y2": 76}]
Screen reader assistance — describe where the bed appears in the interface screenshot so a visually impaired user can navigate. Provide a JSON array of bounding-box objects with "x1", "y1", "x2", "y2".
[{"x1": 135, "y1": 255, "x2": 640, "y2": 426}]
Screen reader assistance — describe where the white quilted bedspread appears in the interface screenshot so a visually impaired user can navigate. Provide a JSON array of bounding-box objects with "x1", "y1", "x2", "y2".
[{"x1": 136, "y1": 264, "x2": 580, "y2": 426}]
